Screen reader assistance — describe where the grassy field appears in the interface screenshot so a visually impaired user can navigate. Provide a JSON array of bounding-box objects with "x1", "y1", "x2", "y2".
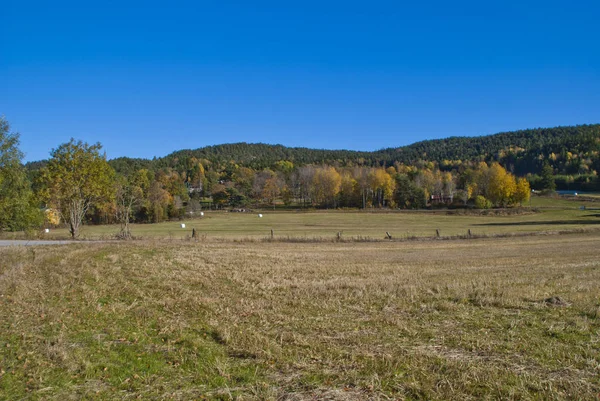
[
  {"x1": 1, "y1": 233, "x2": 599, "y2": 399},
  {"x1": 4, "y1": 195, "x2": 595, "y2": 242},
  {"x1": 0, "y1": 194, "x2": 596, "y2": 242}
]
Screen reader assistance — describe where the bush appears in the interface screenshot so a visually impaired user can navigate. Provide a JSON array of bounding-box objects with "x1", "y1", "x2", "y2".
[{"x1": 474, "y1": 195, "x2": 492, "y2": 209}]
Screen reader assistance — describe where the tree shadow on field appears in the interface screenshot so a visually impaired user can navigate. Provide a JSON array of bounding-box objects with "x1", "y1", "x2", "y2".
[{"x1": 476, "y1": 217, "x2": 600, "y2": 227}]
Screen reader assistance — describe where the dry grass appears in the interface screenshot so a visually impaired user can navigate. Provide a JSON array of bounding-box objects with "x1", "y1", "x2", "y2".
[{"x1": 1, "y1": 233, "x2": 600, "y2": 400}]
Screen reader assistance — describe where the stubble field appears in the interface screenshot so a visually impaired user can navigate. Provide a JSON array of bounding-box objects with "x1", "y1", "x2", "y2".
[{"x1": 1, "y1": 231, "x2": 599, "y2": 400}]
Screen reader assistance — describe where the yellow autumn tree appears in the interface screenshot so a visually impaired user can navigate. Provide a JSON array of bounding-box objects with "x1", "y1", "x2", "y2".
[
  {"x1": 486, "y1": 163, "x2": 517, "y2": 207},
  {"x1": 472, "y1": 162, "x2": 491, "y2": 198},
  {"x1": 339, "y1": 171, "x2": 359, "y2": 207},
  {"x1": 513, "y1": 177, "x2": 531, "y2": 206},
  {"x1": 414, "y1": 168, "x2": 437, "y2": 201},
  {"x1": 147, "y1": 180, "x2": 172, "y2": 223},
  {"x1": 44, "y1": 208, "x2": 61, "y2": 226},
  {"x1": 371, "y1": 168, "x2": 396, "y2": 207},
  {"x1": 312, "y1": 166, "x2": 342, "y2": 207},
  {"x1": 188, "y1": 160, "x2": 206, "y2": 191},
  {"x1": 441, "y1": 171, "x2": 455, "y2": 197}
]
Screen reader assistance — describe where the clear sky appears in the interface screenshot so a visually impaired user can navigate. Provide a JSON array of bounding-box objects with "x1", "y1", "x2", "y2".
[{"x1": 2, "y1": 1, "x2": 599, "y2": 162}]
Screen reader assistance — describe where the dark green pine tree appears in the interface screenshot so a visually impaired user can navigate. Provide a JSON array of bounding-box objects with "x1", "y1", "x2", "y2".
[{"x1": 541, "y1": 161, "x2": 556, "y2": 192}]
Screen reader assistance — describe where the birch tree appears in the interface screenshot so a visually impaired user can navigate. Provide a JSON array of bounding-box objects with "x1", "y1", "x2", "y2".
[{"x1": 115, "y1": 175, "x2": 143, "y2": 239}]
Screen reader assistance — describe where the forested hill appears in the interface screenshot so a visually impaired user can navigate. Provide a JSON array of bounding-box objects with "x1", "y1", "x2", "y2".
[
  {"x1": 26, "y1": 124, "x2": 600, "y2": 176},
  {"x1": 116, "y1": 124, "x2": 600, "y2": 175},
  {"x1": 155, "y1": 143, "x2": 374, "y2": 169},
  {"x1": 382, "y1": 125, "x2": 600, "y2": 164}
]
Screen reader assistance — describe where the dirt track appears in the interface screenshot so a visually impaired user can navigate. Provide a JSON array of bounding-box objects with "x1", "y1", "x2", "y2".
[{"x1": 0, "y1": 240, "x2": 81, "y2": 247}]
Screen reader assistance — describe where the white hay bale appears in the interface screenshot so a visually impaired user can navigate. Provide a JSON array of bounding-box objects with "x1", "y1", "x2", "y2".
[
  {"x1": 200, "y1": 212, "x2": 204, "y2": 216},
  {"x1": 181, "y1": 223, "x2": 186, "y2": 228},
  {"x1": 44, "y1": 228, "x2": 50, "y2": 233},
  {"x1": 258, "y1": 214, "x2": 263, "y2": 218}
]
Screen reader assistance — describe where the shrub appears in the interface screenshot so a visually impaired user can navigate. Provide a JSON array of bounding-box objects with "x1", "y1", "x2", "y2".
[{"x1": 475, "y1": 195, "x2": 492, "y2": 209}]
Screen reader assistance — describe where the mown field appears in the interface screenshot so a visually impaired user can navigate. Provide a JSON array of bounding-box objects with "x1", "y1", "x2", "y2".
[
  {"x1": 4, "y1": 195, "x2": 596, "y2": 242},
  {"x1": 1, "y1": 232, "x2": 599, "y2": 400}
]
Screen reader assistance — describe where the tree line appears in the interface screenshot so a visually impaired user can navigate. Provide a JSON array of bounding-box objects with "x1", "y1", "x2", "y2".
[{"x1": 2, "y1": 116, "x2": 599, "y2": 237}]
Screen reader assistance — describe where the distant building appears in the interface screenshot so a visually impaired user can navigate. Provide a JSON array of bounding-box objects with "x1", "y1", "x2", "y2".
[{"x1": 430, "y1": 194, "x2": 454, "y2": 205}]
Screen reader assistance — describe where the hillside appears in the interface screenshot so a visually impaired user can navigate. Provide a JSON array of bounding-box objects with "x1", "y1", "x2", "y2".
[
  {"x1": 384, "y1": 124, "x2": 599, "y2": 161},
  {"x1": 105, "y1": 124, "x2": 600, "y2": 176},
  {"x1": 24, "y1": 124, "x2": 600, "y2": 177},
  {"x1": 382, "y1": 125, "x2": 600, "y2": 175}
]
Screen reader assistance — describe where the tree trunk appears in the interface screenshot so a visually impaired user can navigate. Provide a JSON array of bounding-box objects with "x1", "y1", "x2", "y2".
[
  {"x1": 69, "y1": 221, "x2": 77, "y2": 238},
  {"x1": 67, "y1": 198, "x2": 86, "y2": 238}
]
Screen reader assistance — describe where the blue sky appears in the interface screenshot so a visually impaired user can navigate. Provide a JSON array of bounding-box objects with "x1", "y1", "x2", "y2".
[{"x1": 1, "y1": 1, "x2": 599, "y2": 162}]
